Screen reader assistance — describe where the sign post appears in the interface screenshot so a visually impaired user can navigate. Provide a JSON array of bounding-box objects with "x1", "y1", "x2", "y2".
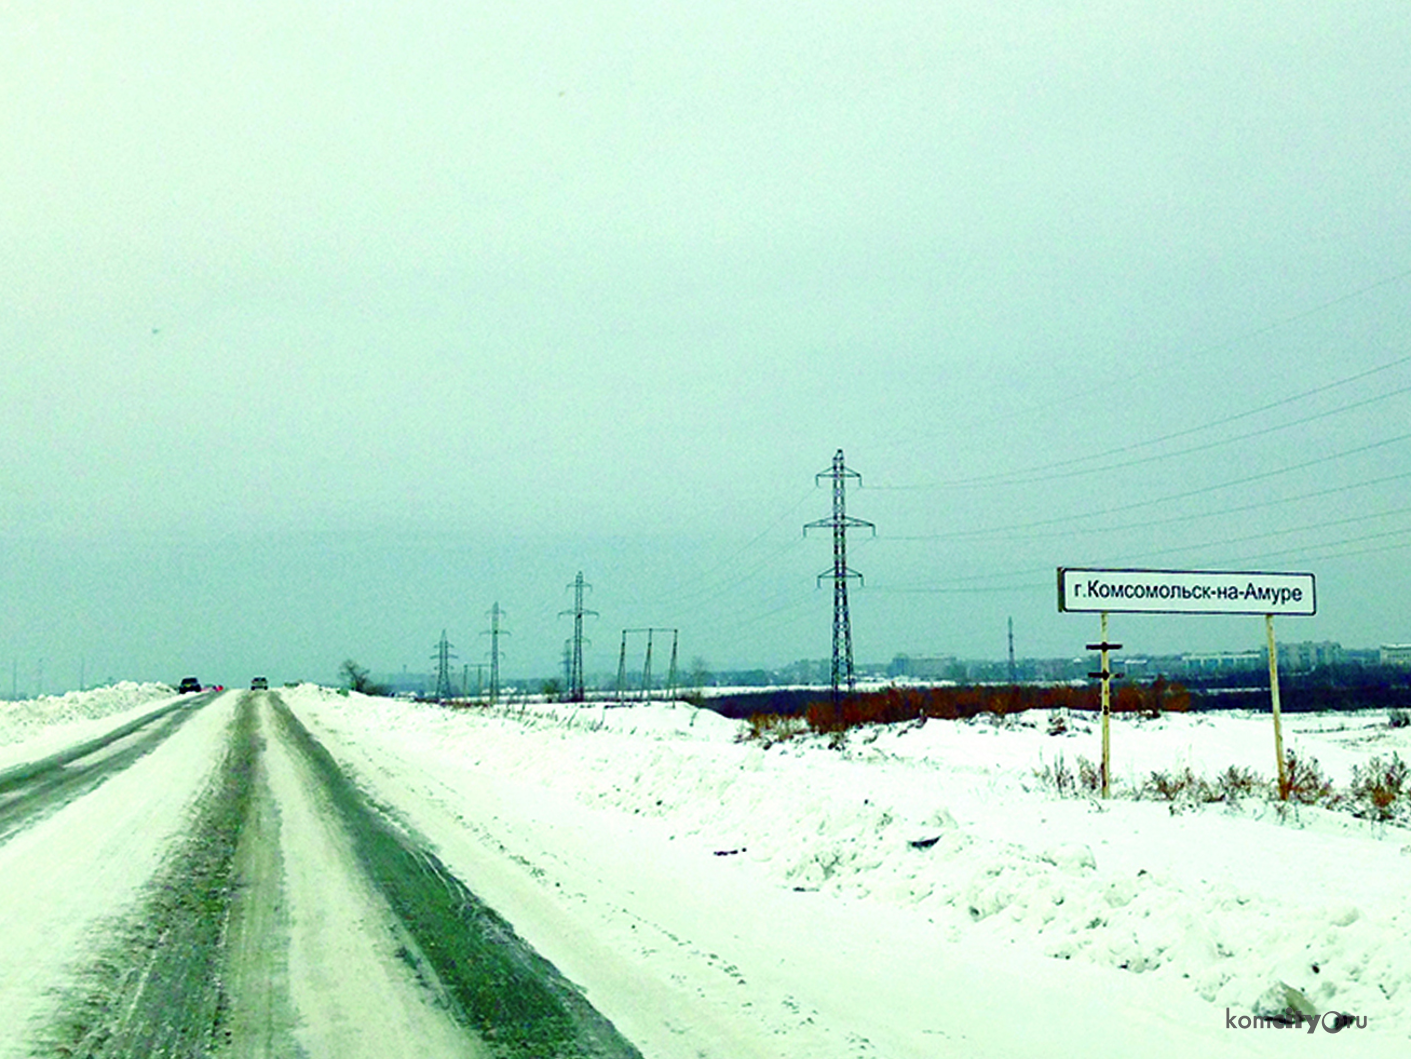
[
  {"x1": 1059, "y1": 567, "x2": 1315, "y2": 800},
  {"x1": 1085, "y1": 612, "x2": 1123, "y2": 799},
  {"x1": 1266, "y1": 614, "x2": 1287, "y2": 797}
]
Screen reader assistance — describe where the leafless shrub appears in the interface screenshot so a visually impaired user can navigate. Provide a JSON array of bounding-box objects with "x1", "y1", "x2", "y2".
[
  {"x1": 1214, "y1": 765, "x2": 1265, "y2": 803},
  {"x1": 1076, "y1": 755, "x2": 1102, "y2": 793},
  {"x1": 1349, "y1": 753, "x2": 1409, "y2": 822},
  {"x1": 1034, "y1": 753, "x2": 1077, "y2": 798},
  {"x1": 1280, "y1": 752, "x2": 1338, "y2": 807},
  {"x1": 740, "y1": 712, "x2": 807, "y2": 747}
]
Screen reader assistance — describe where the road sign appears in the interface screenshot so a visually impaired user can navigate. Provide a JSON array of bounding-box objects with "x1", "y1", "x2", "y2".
[{"x1": 1058, "y1": 567, "x2": 1315, "y2": 616}]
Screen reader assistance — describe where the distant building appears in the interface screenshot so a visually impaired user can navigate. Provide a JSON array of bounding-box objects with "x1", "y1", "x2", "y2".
[
  {"x1": 380, "y1": 672, "x2": 429, "y2": 697},
  {"x1": 1277, "y1": 641, "x2": 1343, "y2": 671},
  {"x1": 1380, "y1": 644, "x2": 1411, "y2": 668},
  {"x1": 1179, "y1": 650, "x2": 1264, "y2": 676},
  {"x1": 888, "y1": 654, "x2": 961, "y2": 681}
]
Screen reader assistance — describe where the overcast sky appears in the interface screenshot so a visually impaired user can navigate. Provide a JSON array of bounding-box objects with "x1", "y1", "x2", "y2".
[{"x1": 4, "y1": 2, "x2": 1410, "y2": 692}]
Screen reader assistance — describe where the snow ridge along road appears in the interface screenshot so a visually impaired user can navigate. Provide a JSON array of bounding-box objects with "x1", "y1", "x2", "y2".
[
  {"x1": 21, "y1": 691, "x2": 643, "y2": 1059},
  {"x1": 0, "y1": 693, "x2": 211, "y2": 845}
]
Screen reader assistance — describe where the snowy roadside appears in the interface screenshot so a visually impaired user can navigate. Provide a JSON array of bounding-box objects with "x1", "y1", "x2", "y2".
[
  {"x1": 0, "y1": 692, "x2": 238, "y2": 1056},
  {"x1": 288, "y1": 687, "x2": 1411, "y2": 1056},
  {"x1": 0, "y1": 683, "x2": 180, "y2": 768}
]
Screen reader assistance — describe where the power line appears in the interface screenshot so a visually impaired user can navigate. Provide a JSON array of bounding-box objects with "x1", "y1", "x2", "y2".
[
  {"x1": 874, "y1": 263, "x2": 1411, "y2": 460},
  {"x1": 879, "y1": 429, "x2": 1411, "y2": 544},
  {"x1": 872, "y1": 350, "x2": 1411, "y2": 491},
  {"x1": 879, "y1": 469, "x2": 1411, "y2": 545},
  {"x1": 979, "y1": 379, "x2": 1411, "y2": 487}
]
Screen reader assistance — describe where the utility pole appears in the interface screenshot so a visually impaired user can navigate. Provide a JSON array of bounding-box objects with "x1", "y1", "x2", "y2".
[
  {"x1": 1008, "y1": 617, "x2": 1017, "y2": 685},
  {"x1": 482, "y1": 604, "x2": 509, "y2": 704},
  {"x1": 431, "y1": 630, "x2": 457, "y2": 700},
  {"x1": 665, "y1": 628, "x2": 679, "y2": 701},
  {"x1": 560, "y1": 572, "x2": 597, "y2": 702},
  {"x1": 805, "y1": 449, "x2": 874, "y2": 707},
  {"x1": 467, "y1": 663, "x2": 488, "y2": 700},
  {"x1": 617, "y1": 630, "x2": 630, "y2": 701}
]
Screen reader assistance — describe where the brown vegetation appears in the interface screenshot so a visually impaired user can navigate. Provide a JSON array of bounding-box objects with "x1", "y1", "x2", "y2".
[{"x1": 800, "y1": 678, "x2": 1189, "y2": 736}]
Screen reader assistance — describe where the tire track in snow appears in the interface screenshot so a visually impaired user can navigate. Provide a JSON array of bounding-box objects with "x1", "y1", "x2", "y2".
[
  {"x1": 36, "y1": 693, "x2": 262, "y2": 1056},
  {"x1": 267, "y1": 696, "x2": 645, "y2": 1059}
]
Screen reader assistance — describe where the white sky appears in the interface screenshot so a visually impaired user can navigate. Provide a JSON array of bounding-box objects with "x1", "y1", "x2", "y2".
[{"x1": 4, "y1": 2, "x2": 1410, "y2": 688}]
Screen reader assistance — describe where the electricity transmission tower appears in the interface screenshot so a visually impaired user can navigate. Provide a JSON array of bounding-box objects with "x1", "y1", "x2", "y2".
[
  {"x1": 560, "y1": 572, "x2": 597, "y2": 702},
  {"x1": 616, "y1": 627, "x2": 680, "y2": 702},
  {"x1": 805, "y1": 449, "x2": 875, "y2": 706},
  {"x1": 482, "y1": 603, "x2": 509, "y2": 704},
  {"x1": 432, "y1": 630, "x2": 457, "y2": 700}
]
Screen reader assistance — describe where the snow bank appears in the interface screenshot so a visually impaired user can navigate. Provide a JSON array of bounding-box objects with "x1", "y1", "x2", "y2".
[{"x1": 0, "y1": 683, "x2": 178, "y2": 768}]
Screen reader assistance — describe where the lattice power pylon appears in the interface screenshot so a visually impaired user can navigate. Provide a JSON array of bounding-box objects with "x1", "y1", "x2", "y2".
[
  {"x1": 560, "y1": 572, "x2": 597, "y2": 702},
  {"x1": 431, "y1": 629, "x2": 457, "y2": 700},
  {"x1": 482, "y1": 603, "x2": 509, "y2": 705},
  {"x1": 805, "y1": 449, "x2": 875, "y2": 705}
]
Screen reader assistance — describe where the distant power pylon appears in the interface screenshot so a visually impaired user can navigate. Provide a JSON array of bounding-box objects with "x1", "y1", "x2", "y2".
[
  {"x1": 805, "y1": 449, "x2": 875, "y2": 706},
  {"x1": 617, "y1": 627, "x2": 679, "y2": 702},
  {"x1": 432, "y1": 630, "x2": 457, "y2": 700},
  {"x1": 1008, "y1": 616, "x2": 1017, "y2": 685},
  {"x1": 560, "y1": 572, "x2": 598, "y2": 702},
  {"x1": 466, "y1": 663, "x2": 488, "y2": 699},
  {"x1": 482, "y1": 603, "x2": 509, "y2": 704}
]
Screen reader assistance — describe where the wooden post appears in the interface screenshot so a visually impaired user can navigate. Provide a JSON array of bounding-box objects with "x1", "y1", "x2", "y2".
[
  {"x1": 1086, "y1": 612, "x2": 1121, "y2": 799},
  {"x1": 1100, "y1": 612, "x2": 1111, "y2": 798},
  {"x1": 1267, "y1": 613, "x2": 1288, "y2": 799}
]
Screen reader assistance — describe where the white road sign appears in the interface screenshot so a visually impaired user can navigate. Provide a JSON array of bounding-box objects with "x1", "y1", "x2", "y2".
[{"x1": 1058, "y1": 567, "x2": 1316, "y2": 616}]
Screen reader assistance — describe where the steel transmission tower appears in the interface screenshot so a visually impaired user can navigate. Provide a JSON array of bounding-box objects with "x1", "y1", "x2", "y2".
[
  {"x1": 482, "y1": 603, "x2": 509, "y2": 704},
  {"x1": 432, "y1": 630, "x2": 457, "y2": 700},
  {"x1": 560, "y1": 572, "x2": 598, "y2": 702},
  {"x1": 805, "y1": 449, "x2": 875, "y2": 706}
]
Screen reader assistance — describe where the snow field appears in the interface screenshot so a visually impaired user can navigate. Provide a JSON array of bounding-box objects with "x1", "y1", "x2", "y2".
[
  {"x1": 6, "y1": 684, "x2": 1404, "y2": 1055},
  {"x1": 286, "y1": 688, "x2": 1411, "y2": 1055}
]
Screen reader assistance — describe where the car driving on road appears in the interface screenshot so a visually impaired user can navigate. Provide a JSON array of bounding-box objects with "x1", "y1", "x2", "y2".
[{"x1": 178, "y1": 677, "x2": 201, "y2": 694}]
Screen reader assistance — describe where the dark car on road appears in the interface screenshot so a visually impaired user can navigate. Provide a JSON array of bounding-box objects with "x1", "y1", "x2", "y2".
[
  {"x1": 251, "y1": 676, "x2": 268, "y2": 690},
  {"x1": 178, "y1": 676, "x2": 202, "y2": 694}
]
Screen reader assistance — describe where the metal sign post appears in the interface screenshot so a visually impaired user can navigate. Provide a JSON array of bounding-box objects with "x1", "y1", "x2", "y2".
[{"x1": 1086, "y1": 612, "x2": 1122, "y2": 799}]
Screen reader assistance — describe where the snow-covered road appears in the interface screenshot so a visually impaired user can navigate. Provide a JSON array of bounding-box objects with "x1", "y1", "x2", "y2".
[
  {"x1": 1, "y1": 683, "x2": 1408, "y2": 1057},
  {"x1": 0, "y1": 689, "x2": 640, "y2": 1057}
]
